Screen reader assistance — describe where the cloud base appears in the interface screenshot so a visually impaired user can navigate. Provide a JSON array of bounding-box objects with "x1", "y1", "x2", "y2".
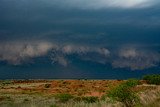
[{"x1": 0, "y1": 41, "x2": 159, "y2": 70}]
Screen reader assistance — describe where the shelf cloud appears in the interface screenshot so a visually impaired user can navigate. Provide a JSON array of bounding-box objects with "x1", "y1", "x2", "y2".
[
  {"x1": 0, "y1": 41, "x2": 159, "y2": 70},
  {"x1": 0, "y1": 0, "x2": 160, "y2": 79},
  {"x1": 112, "y1": 47, "x2": 160, "y2": 70},
  {"x1": 0, "y1": 41, "x2": 110, "y2": 66},
  {"x1": 0, "y1": 41, "x2": 54, "y2": 65}
]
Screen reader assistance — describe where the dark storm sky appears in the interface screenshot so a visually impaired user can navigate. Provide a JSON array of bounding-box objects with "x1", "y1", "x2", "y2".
[{"x1": 0, "y1": 0, "x2": 160, "y2": 73}]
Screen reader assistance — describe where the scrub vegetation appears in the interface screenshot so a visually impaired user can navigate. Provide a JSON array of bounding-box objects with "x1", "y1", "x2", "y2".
[
  {"x1": 107, "y1": 79, "x2": 140, "y2": 107},
  {"x1": 0, "y1": 75, "x2": 160, "y2": 107},
  {"x1": 143, "y1": 74, "x2": 160, "y2": 85}
]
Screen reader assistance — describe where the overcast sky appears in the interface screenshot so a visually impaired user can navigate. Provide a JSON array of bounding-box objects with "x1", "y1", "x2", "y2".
[{"x1": 0, "y1": 0, "x2": 160, "y2": 71}]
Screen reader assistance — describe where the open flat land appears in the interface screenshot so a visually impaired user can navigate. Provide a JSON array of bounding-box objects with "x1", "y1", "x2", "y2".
[{"x1": 0, "y1": 80, "x2": 160, "y2": 107}]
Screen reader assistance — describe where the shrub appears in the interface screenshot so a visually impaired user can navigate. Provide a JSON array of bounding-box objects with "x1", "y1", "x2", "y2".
[
  {"x1": 81, "y1": 96, "x2": 99, "y2": 103},
  {"x1": 100, "y1": 94, "x2": 106, "y2": 101},
  {"x1": 124, "y1": 79, "x2": 140, "y2": 87},
  {"x1": 100, "y1": 94, "x2": 110, "y2": 101},
  {"x1": 107, "y1": 79, "x2": 140, "y2": 107},
  {"x1": 50, "y1": 104, "x2": 58, "y2": 107},
  {"x1": 44, "y1": 84, "x2": 51, "y2": 88},
  {"x1": 54, "y1": 93, "x2": 73, "y2": 103},
  {"x1": 73, "y1": 96, "x2": 99, "y2": 103},
  {"x1": 23, "y1": 98, "x2": 30, "y2": 102},
  {"x1": 143, "y1": 74, "x2": 160, "y2": 85},
  {"x1": 73, "y1": 96, "x2": 82, "y2": 102},
  {"x1": 1, "y1": 80, "x2": 12, "y2": 86}
]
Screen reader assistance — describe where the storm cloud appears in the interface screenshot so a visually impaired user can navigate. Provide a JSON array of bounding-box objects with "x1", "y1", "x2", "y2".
[
  {"x1": 0, "y1": 41, "x2": 54, "y2": 65},
  {"x1": 0, "y1": 40, "x2": 159, "y2": 70},
  {"x1": 44, "y1": 0, "x2": 159, "y2": 9},
  {"x1": 0, "y1": 41, "x2": 110, "y2": 65},
  {"x1": 0, "y1": 0, "x2": 160, "y2": 73},
  {"x1": 112, "y1": 47, "x2": 160, "y2": 70}
]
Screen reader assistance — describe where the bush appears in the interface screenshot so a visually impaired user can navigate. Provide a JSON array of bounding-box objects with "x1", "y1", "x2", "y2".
[
  {"x1": 143, "y1": 74, "x2": 160, "y2": 85},
  {"x1": 73, "y1": 96, "x2": 99, "y2": 103},
  {"x1": 107, "y1": 79, "x2": 140, "y2": 107},
  {"x1": 54, "y1": 93, "x2": 73, "y2": 103},
  {"x1": 81, "y1": 96, "x2": 99, "y2": 103},
  {"x1": 124, "y1": 79, "x2": 140, "y2": 87},
  {"x1": 23, "y1": 98, "x2": 30, "y2": 102},
  {"x1": 44, "y1": 84, "x2": 51, "y2": 88},
  {"x1": 73, "y1": 96, "x2": 82, "y2": 102},
  {"x1": 100, "y1": 94, "x2": 107, "y2": 101},
  {"x1": 1, "y1": 80, "x2": 12, "y2": 86},
  {"x1": 50, "y1": 104, "x2": 58, "y2": 107}
]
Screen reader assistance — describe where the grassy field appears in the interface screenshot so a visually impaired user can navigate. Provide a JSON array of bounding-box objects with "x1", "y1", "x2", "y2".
[{"x1": 0, "y1": 79, "x2": 160, "y2": 107}]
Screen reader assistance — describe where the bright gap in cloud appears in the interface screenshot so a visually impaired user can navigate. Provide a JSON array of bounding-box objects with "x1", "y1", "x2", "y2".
[
  {"x1": 50, "y1": 0, "x2": 157, "y2": 9},
  {"x1": 105, "y1": 0, "x2": 154, "y2": 8}
]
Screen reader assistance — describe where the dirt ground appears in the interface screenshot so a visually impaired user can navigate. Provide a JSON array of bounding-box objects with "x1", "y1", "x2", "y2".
[
  {"x1": 0, "y1": 80, "x2": 154, "y2": 97},
  {"x1": 0, "y1": 80, "x2": 160, "y2": 107},
  {"x1": 0, "y1": 80, "x2": 125, "y2": 97}
]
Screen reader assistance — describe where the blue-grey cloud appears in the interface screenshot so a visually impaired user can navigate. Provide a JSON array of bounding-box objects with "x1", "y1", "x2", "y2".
[
  {"x1": 112, "y1": 46, "x2": 160, "y2": 70},
  {"x1": 44, "y1": 0, "x2": 159, "y2": 9},
  {"x1": 0, "y1": 41, "x2": 54, "y2": 65},
  {"x1": 0, "y1": 40, "x2": 159, "y2": 70},
  {"x1": 0, "y1": 0, "x2": 160, "y2": 71},
  {"x1": 0, "y1": 41, "x2": 110, "y2": 65}
]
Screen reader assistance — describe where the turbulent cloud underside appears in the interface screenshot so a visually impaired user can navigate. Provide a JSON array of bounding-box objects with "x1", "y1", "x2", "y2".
[{"x1": 0, "y1": 41, "x2": 159, "y2": 70}]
